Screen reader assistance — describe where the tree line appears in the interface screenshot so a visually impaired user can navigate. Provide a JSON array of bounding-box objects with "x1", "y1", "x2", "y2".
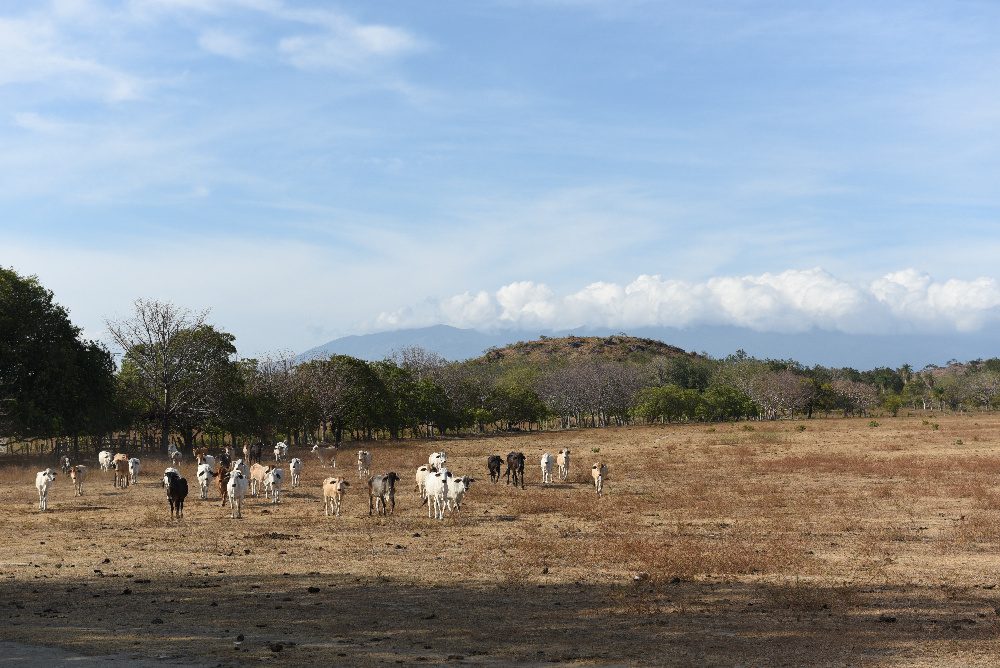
[{"x1": 3, "y1": 267, "x2": 998, "y2": 455}]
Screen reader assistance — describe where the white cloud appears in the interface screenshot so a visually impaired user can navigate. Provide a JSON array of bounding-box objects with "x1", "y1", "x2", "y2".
[
  {"x1": 278, "y1": 21, "x2": 423, "y2": 72},
  {"x1": 374, "y1": 268, "x2": 1000, "y2": 336},
  {"x1": 198, "y1": 29, "x2": 252, "y2": 59}
]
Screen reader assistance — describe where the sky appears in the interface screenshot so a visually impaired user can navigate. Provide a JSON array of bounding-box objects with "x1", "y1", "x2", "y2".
[{"x1": 4, "y1": 0, "x2": 1000, "y2": 357}]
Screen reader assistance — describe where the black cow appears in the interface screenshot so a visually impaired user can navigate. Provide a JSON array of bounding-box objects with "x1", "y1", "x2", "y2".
[
  {"x1": 368, "y1": 472, "x2": 400, "y2": 516},
  {"x1": 505, "y1": 451, "x2": 526, "y2": 489},
  {"x1": 164, "y1": 470, "x2": 188, "y2": 519},
  {"x1": 487, "y1": 455, "x2": 503, "y2": 484}
]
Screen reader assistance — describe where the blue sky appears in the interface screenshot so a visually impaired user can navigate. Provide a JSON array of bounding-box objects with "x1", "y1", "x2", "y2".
[{"x1": 4, "y1": 0, "x2": 1000, "y2": 355}]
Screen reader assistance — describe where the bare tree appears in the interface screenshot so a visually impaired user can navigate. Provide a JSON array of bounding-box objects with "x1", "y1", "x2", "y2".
[{"x1": 106, "y1": 299, "x2": 235, "y2": 452}]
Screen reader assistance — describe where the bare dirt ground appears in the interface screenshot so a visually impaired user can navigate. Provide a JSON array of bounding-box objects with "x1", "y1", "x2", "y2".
[{"x1": 3, "y1": 414, "x2": 1000, "y2": 666}]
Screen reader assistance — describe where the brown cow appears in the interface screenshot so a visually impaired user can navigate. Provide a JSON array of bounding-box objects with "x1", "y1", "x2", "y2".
[{"x1": 113, "y1": 454, "x2": 129, "y2": 488}]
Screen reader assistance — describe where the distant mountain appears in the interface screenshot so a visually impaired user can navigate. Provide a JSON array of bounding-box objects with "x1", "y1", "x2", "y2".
[
  {"x1": 476, "y1": 334, "x2": 696, "y2": 365},
  {"x1": 298, "y1": 324, "x2": 1000, "y2": 369}
]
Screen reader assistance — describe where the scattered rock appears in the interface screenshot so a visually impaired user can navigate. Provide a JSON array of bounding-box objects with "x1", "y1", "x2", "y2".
[
  {"x1": 877, "y1": 614, "x2": 896, "y2": 623},
  {"x1": 120, "y1": 588, "x2": 131, "y2": 595},
  {"x1": 269, "y1": 643, "x2": 283, "y2": 652},
  {"x1": 151, "y1": 618, "x2": 164, "y2": 624},
  {"x1": 542, "y1": 567, "x2": 549, "y2": 574},
  {"x1": 307, "y1": 586, "x2": 320, "y2": 593}
]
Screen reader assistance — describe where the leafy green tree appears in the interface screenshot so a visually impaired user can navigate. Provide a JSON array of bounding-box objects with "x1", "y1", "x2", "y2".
[{"x1": 0, "y1": 268, "x2": 118, "y2": 440}]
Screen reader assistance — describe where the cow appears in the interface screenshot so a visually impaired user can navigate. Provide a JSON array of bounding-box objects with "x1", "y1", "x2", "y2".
[
  {"x1": 289, "y1": 458, "x2": 303, "y2": 487},
  {"x1": 128, "y1": 457, "x2": 141, "y2": 485},
  {"x1": 113, "y1": 454, "x2": 130, "y2": 488},
  {"x1": 69, "y1": 465, "x2": 86, "y2": 496},
  {"x1": 36, "y1": 468, "x2": 57, "y2": 511},
  {"x1": 249, "y1": 463, "x2": 270, "y2": 497},
  {"x1": 274, "y1": 441, "x2": 288, "y2": 462},
  {"x1": 311, "y1": 443, "x2": 338, "y2": 468},
  {"x1": 323, "y1": 477, "x2": 350, "y2": 517},
  {"x1": 540, "y1": 452, "x2": 554, "y2": 484},
  {"x1": 557, "y1": 449, "x2": 571, "y2": 481},
  {"x1": 487, "y1": 455, "x2": 503, "y2": 484},
  {"x1": 227, "y1": 470, "x2": 248, "y2": 518},
  {"x1": 591, "y1": 462, "x2": 609, "y2": 497},
  {"x1": 505, "y1": 451, "x2": 526, "y2": 489},
  {"x1": 164, "y1": 470, "x2": 188, "y2": 519},
  {"x1": 357, "y1": 450, "x2": 372, "y2": 479},
  {"x1": 368, "y1": 472, "x2": 400, "y2": 516},
  {"x1": 98, "y1": 450, "x2": 113, "y2": 472}
]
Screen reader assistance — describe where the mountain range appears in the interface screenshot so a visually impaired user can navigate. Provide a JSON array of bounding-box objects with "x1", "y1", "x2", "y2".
[{"x1": 298, "y1": 324, "x2": 1000, "y2": 369}]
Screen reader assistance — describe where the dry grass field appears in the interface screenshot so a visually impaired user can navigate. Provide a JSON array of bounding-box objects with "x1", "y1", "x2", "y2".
[{"x1": 3, "y1": 414, "x2": 1000, "y2": 666}]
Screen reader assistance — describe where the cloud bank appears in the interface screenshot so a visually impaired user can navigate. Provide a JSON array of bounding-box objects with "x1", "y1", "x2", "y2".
[{"x1": 374, "y1": 268, "x2": 1000, "y2": 336}]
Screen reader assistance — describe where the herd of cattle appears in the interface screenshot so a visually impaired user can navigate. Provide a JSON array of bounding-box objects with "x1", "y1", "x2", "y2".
[{"x1": 31, "y1": 442, "x2": 611, "y2": 519}]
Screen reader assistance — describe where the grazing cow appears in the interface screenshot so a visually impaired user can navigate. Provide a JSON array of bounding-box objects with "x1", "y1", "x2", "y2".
[
  {"x1": 249, "y1": 463, "x2": 270, "y2": 497},
  {"x1": 540, "y1": 452, "x2": 554, "y2": 484},
  {"x1": 274, "y1": 441, "x2": 288, "y2": 462},
  {"x1": 415, "y1": 465, "x2": 430, "y2": 505},
  {"x1": 70, "y1": 465, "x2": 86, "y2": 496},
  {"x1": 227, "y1": 470, "x2": 248, "y2": 518},
  {"x1": 164, "y1": 470, "x2": 188, "y2": 519},
  {"x1": 557, "y1": 449, "x2": 571, "y2": 481},
  {"x1": 323, "y1": 477, "x2": 350, "y2": 517},
  {"x1": 264, "y1": 467, "x2": 284, "y2": 503},
  {"x1": 424, "y1": 468, "x2": 450, "y2": 520},
  {"x1": 357, "y1": 450, "x2": 372, "y2": 479},
  {"x1": 36, "y1": 468, "x2": 57, "y2": 511},
  {"x1": 60, "y1": 456, "x2": 72, "y2": 474},
  {"x1": 428, "y1": 451, "x2": 447, "y2": 470},
  {"x1": 196, "y1": 453, "x2": 218, "y2": 474},
  {"x1": 196, "y1": 463, "x2": 216, "y2": 500},
  {"x1": 487, "y1": 455, "x2": 503, "y2": 484},
  {"x1": 167, "y1": 442, "x2": 182, "y2": 466},
  {"x1": 217, "y1": 465, "x2": 231, "y2": 507},
  {"x1": 289, "y1": 458, "x2": 303, "y2": 487},
  {"x1": 368, "y1": 472, "x2": 400, "y2": 516},
  {"x1": 113, "y1": 454, "x2": 130, "y2": 488},
  {"x1": 128, "y1": 457, "x2": 141, "y2": 485},
  {"x1": 98, "y1": 450, "x2": 113, "y2": 472},
  {"x1": 591, "y1": 462, "x2": 609, "y2": 497},
  {"x1": 505, "y1": 451, "x2": 526, "y2": 489},
  {"x1": 446, "y1": 475, "x2": 473, "y2": 512},
  {"x1": 311, "y1": 443, "x2": 338, "y2": 468}
]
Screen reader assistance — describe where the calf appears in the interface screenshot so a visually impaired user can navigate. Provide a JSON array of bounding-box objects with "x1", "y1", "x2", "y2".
[
  {"x1": 368, "y1": 472, "x2": 400, "y2": 516},
  {"x1": 557, "y1": 449, "x2": 571, "y2": 481},
  {"x1": 428, "y1": 451, "x2": 447, "y2": 470},
  {"x1": 128, "y1": 457, "x2": 141, "y2": 485},
  {"x1": 424, "y1": 468, "x2": 450, "y2": 520},
  {"x1": 289, "y1": 457, "x2": 303, "y2": 487},
  {"x1": 70, "y1": 465, "x2": 86, "y2": 496},
  {"x1": 540, "y1": 452, "x2": 554, "y2": 484},
  {"x1": 505, "y1": 451, "x2": 526, "y2": 489},
  {"x1": 164, "y1": 470, "x2": 188, "y2": 519},
  {"x1": 113, "y1": 453, "x2": 129, "y2": 488},
  {"x1": 446, "y1": 475, "x2": 473, "y2": 512},
  {"x1": 264, "y1": 467, "x2": 284, "y2": 503},
  {"x1": 357, "y1": 450, "x2": 372, "y2": 479},
  {"x1": 591, "y1": 462, "x2": 609, "y2": 497},
  {"x1": 162, "y1": 467, "x2": 179, "y2": 488},
  {"x1": 249, "y1": 463, "x2": 270, "y2": 497},
  {"x1": 196, "y1": 463, "x2": 216, "y2": 499},
  {"x1": 323, "y1": 477, "x2": 350, "y2": 517},
  {"x1": 217, "y1": 465, "x2": 231, "y2": 507},
  {"x1": 487, "y1": 455, "x2": 503, "y2": 483},
  {"x1": 98, "y1": 450, "x2": 113, "y2": 472},
  {"x1": 36, "y1": 468, "x2": 57, "y2": 510},
  {"x1": 227, "y1": 470, "x2": 248, "y2": 518}
]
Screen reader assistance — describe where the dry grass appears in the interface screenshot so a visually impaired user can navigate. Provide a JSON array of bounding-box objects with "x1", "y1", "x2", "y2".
[{"x1": 5, "y1": 415, "x2": 1000, "y2": 665}]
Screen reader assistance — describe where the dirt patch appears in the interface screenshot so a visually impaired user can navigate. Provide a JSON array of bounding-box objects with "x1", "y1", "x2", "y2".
[{"x1": 3, "y1": 416, "x2": 1000, "y2": 665}]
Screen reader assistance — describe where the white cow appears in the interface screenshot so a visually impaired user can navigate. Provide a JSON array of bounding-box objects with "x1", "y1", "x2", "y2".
[
  {"x1": 264, "y1": 467, "x2": 284, "y2": 504},
  {"x1": 425, "y1": 467, "x2": 450, "y2": 521},
  {"x1": 557, "y1": 449, "x2": 570, "y2": 481},
  {"x1": 311, "y1": 443, "x2": 338, "y2": 468},
  {"x1": 428, "y1": 451, "x2": 447, "y2": 470},
  {"x1": 167, "y1": 442, "x2": 182, "y2": 465},
  {"x1": 592, "y1": 462, "x2": 609, "y2": 497},
  {"x1": 446, "y1": 475, "x2": 473, "y2": 512},
  {"x1": 289, "y1": 457, "x2": 303, "y2": 487},
  {"x1": 36, "y1": 468, "x2": 57, "y2": 511},
  {"x1": 196, "y1": 453, "x2": 218, "y2": 474},
  {"x1": 415, "y1": 465, "x2": 430, "y2": 504},
  {"x1": 357, "y1": 450, "x2": 372, "y2": 479},
  {"x1": 274, "y1": 441, "x2": 288, "y2": 462},
  {"x1": 98, "y1": 450, "x2": 113, "y2": 472},
  {"x1": 196, "y1": 463, "x2": 215, "y2": 499},
  {"x1": 540, "y1": 452, "x2": 554, "y2": 484},
  {"x1": 128, "y1": 457, "x2": 141, "y2": 485},
  {"x1": 227, "y1": 470, "x2": 248, "y2": 519}
]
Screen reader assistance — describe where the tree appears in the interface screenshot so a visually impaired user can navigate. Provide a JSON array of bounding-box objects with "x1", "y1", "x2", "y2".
[
  {"x1": 0, "y1": 267, "x2": 118, "y2": 440},
  {"x1": 107, "y1": 300, "x2": 237, "y2": 452}
]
